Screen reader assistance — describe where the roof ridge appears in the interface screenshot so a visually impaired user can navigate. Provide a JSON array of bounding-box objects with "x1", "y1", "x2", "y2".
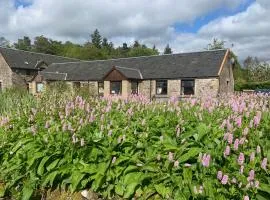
[
  {"x1": 0, "y1": 45, "x2": 80, "y2": 61},
  {"x1": 49, "y1": 48, "x2": 229, "y2": 65}
]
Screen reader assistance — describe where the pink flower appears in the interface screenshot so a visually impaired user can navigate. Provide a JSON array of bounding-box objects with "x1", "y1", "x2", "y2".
[
  {"x1": 228, "y1": 133, "x2": 233, "y2": 144},
  {"x1": 234, "y1": 139, "x2": 239, "y2": 151},
  {"x1": 108, "y1": 130, "x2": 112, "y2": 137},
  {"x1": 238, "y1": 153, "x2": 245, "y2": 165},
  {"x1": 255, "y1": 180, "x2": 260, "y2": 188},
  {"x1": 239, "y1": 137, "x2": 245, "y2": 145},
  {"x1": 256, "y1": 146, "x2": 261, "y2": 154},
  {"x1": 261, "y1": 158, "x2": 267, "y2": 170},
  {"x1": 224, "y1": 146, "x2": 230, "y2": 157},
  {"x1": 174, "y1": 160, "x2": 179, "y2": 168},
  {"x1": 45, "y1": 121, "x2": 50, "y2": 129},
  {"x1": 221, "y1": 175, "x2": 228, "y2": 185},
  {"x1": 168, "y1": 152, "x2": 174, "y2": 162},
  {"x1": 250, "y1": 152, "x2": 255, "y2": 162},
  {"x1": 243, "y1": 195, "x2": 249, "y2": 200},
  {"x1": 201, "y1": 154, "x2": 211, "y2": 167},
  {"x1": 217, "y1": 171, "x2": 223, "y2": 180},
  {"x1": 242, "y1": 127, "x2": 249, "y2": 136},
  {"x1": 240, "y1": 165, "x2": 244, "y2": 174},
  {"x1": 235, "y1": 117, "x2": 242, "y2": 127},
  {"x1": 247, "y1": 170, "x2": 255, "y2": 181}
]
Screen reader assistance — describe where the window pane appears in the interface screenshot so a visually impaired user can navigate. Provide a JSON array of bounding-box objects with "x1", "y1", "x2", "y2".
[
  {"x1": 156, "y1": 80, "x2": 167, "y2": 95},
  {"x1": 110, "y1": 81, "x2": 121, "y2": 94},
  {"x1": 36, "y1": 83, "x2": 44, "y2": 92},
  {"x1": 98, "y1": 82, "x2": 104, "y2": 94},
  {"x1": 131, "y1": 81, "x2": 138, "y2": 94},
  {"x1": 181, "y1": 80, "x2": 195, "y2": 95}
]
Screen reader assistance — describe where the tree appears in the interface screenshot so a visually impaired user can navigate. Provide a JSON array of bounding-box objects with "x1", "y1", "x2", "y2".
[
  {"x1": 207, "y1": 38, "x2": 225, "y2": 50},
  {"x1": 133, "y1": 40, "x2": 140, "y2": 48},
  {"x1": 164, "y1": 44, "x2": 172, "y2": 54},
  {"x1": 91, "y1": 29, "x2": 102, "y2": 49},
  {"x1": 0, "y1": 37, "x2": 10, "y2": 47},
  {"x1": 14, "y1": 36, "x2": 32, "y2": 51},
  {"x1": 102, "y1": 38, "x2": 109, "y2": 48}
]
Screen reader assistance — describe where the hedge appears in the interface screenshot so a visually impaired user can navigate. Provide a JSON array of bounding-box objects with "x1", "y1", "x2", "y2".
[{"x1": 234, "y1": 81, "x2": 270, "y2": 91}]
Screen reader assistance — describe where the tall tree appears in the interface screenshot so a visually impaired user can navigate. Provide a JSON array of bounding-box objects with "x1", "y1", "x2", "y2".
[
  {"x1": 133, "y1": 40, "x2": 140, "y2": 48},
  {"x1": 164, "y1": 44, "x2": 172, "y2": 54},
  {"x1": 207, "y1": 38, "x2": 225, "y2": 50},
  {"x1": 14, "y1": 36, "x2": 32, "y2": 51},
  {"x1": 91, "y1": 29, "x2": 102, "y2": 49},
  {"x1": 0, "y1": 37, "x2": 10, "y2": 47},
  {"x1": 102, "y1": 38, "x2": 109, "y2": 48}
]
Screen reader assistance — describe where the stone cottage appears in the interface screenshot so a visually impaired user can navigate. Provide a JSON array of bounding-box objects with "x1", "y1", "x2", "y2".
[
  {"x1": 0, "y1": 46, "x2": 78, "y2": 93},
  {"x1": 39, "y1": 49, "x2": 234, "y2": 99}
]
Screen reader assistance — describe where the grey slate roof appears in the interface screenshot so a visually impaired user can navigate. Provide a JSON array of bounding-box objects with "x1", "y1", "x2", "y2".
[
  {"x1": 0, "y1": 46, "x2": 79, "y2": 70},
  {"x1": 41, "y1": 49, "x2": 228, "y2": 81}
]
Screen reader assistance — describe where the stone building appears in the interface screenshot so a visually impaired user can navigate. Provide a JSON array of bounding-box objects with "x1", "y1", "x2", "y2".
[
  {"x1": 0, "y1": 46, "x2": 78, "y2": 93},
  {"x1": 40, "y1": 49, "x2": 235, "y2": 99}
]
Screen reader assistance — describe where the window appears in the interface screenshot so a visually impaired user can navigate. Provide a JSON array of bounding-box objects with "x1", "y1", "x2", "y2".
[
  {"x1": 36, "y1": 83, "x2": 44, "y2": 93},
  {"x1": 131, "y1": 81, "x2": 138, "y2": 94},
  {"x1": 98, "y1": 82, "x2": 104, "y2": 95},
  {"x1": 156, "y1": 80, "x2": 167, "y2": 95},
  {"x1": 110, "y1": 81, "x2": 122, "y2": 95},
  {"x1": 181, "y1": 80, "x2": 195, "y2": 95}
]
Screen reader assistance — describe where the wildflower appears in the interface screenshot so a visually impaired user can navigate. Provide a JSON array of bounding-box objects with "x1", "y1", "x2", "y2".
[
  {"x1": 235, "y1": 117, "x2": 242, "y2": 127},
  {"x1": 238, "y1": 153, "x2": 245, "y2": 165},
  {"x1": 243, "y1": 195, "x2": 249, "y2": 200},
  {"x1": 234, "y1": 138, "x2": 239, "y2": 151},
  {"x1": 228, "y1": 133, "x2": 233, "y2": 144},
  {"x1": 174, "y1": 160, "x2": 179, "y2": 168},
  {"x1": 247, "y1": 170, "x2": 255, "y2": 181},
  {"x1": 250, "y1": 152, "x2": 255, "y2": 162},
  {"x1": 239, "y1": 137, "x2": 245, "y2": 145},
  {"x1": 261, "y1": 158, "x2": 267, "y2": 170},
  {"x1": 256, "y1": 145, "x2": 261, "y2": 154},
  {"x1": 221, "y1": 175, "x2": 228, "y2": 185},
  {"x1": 201, "y1": 154, "x2": 211, "y2": 167},
  {"x1": 249, "y1": 119, "x2": 253, "y2": 128},
  {"x1": 242, "y1": 127, "x2": 249, "y2": 136},
  {"x1": 254, "y1": 180, "x2": 260, "y2": 188},
  {"x1": 231, "y1": 177, "x2": 237, "y2": 184},
  {"x1": 45, "y1": 121, "x2": 50, "y2": 129},
  {"x1": 157, "y1": 154, "x2": 161, "y2": 161},
  {"x1": 168, "y1": 152, "x2": 174, "y2": 162},
  {"x1": 108, "y1": 130, "x2": 112, "y2": 137},
  {"x1": 184, "y1": 163, "x2": 192, "y2": 167},
  {"x1": 224, "y1": 146, "x2": 230, "y2": 157},
  {"x1": 80, "y1": 138, "x2": 85, "y2": 147},
  {"x1": 240, "y1": 165, "x2": 244, "y2": 174},
  {"x1": 31, "y1": 126, "x2": 37, "y2": 135},
  {"x1": 112, "y1": 157, "x2": 117, "y2": 164},
  {"x1": 198, "y1": 185, "x2": 203, "y2": 194},
  {"x1": 217, "y1": 171, "x2": 223, "y2": 180},
  {"x1": 160, "y1": 135, "x2": 164, "y2": 142}
]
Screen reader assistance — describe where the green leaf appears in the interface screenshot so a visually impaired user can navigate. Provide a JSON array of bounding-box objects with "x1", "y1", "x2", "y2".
[
  {"x1": 154, "y1": 184, "x2": 171, "y2": 198},
  {"x1": 70, "y1": 171, "x2": 85, "y2": 192},
  {"x1": 91, "y1": 173, "x2": 105, "y2": 191},
  {"x1": 115, "y1": 182, "x2": 124, "y2": 196},
  {"x1": 42, "y1": 171, "x2": 58, "y2": 187},
  {"x1": 22, "y1": 184, "x2": 34, "y2": 200},
  {"x1": 257, "y1": 193, "x2": 270, "y2": 200},
  {"x1": 123, "y1": 182, "x2": 140, "y2": 199},
  {"x1": 259, "y1": 183, "x2": 270, "y2": 194},
  {"x1": 37, "y1": 156, "x2": 50, "y2": 176},
  {"x1": 178, "y1": 148, "x2": 201, "y2": 163},
  {"x1": 46, "y1": 159, "x2": 60, "y2": 171}
]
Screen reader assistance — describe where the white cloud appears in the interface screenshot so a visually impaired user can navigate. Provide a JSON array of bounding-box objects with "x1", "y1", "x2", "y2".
[{"x1": 1, "y1": 0, "x2": 269, "y2": 61}]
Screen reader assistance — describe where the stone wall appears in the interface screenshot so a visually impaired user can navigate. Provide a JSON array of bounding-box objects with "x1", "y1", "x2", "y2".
[
  {"x1": 12, "y1": 72, "x2": 28, "y2": 89},
  {"x1": 138, "y1": 80, "x2": 156, "y2": 99},
  {"x1": 104, "y1": 81, "x2": 110, "y2": 97},
  {"x1": 122, "y1": 80, "x2": 131, "y2": 98},
  {"x1": 0, "y1": 53, "x2": 13, "y2": 90},
  {"x1": 219, "y1": 59, "x2": 234, "y2": 94},
  {"x1": 195, "y1": 78, "x2": 219, "y2": 97},
  {"x1": 168, "y1": 80, "x2": 181, "y2": 97}
]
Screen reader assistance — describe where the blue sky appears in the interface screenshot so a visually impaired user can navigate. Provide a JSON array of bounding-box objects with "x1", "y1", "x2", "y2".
[
  {"x1": 14, "y1": 0, "x2": 32, "y2": 8},
  {"x1": 174, "y1": 0, "x2": 255, "y2": 33}
]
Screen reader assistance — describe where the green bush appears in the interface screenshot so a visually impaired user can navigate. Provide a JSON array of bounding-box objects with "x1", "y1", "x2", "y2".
[{"x1": 235, "y1": 81, "x2": 270, "y2": 91}]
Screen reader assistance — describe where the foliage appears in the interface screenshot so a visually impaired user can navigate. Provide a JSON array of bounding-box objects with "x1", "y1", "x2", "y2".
[
  {"x1": 235, "y1": 81, "x2": 270, "y2": 91},
  {"x1": 207, "y1": 38, "x2": 226, "y2": 50},
  {"x1": 0, "y1": 91, "x2": 269, "y2": 200},
  {"x1": 164, "y1": 44, "x2": 172, "y2": 54},
  {"x1": 12, "y1": 30, "x2": 159, "y2": 60}
]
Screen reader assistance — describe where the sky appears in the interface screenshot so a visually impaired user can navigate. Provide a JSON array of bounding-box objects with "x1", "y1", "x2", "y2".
[{"x1": 1, "y1": 0, "x2": 270, "y2": 61}]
